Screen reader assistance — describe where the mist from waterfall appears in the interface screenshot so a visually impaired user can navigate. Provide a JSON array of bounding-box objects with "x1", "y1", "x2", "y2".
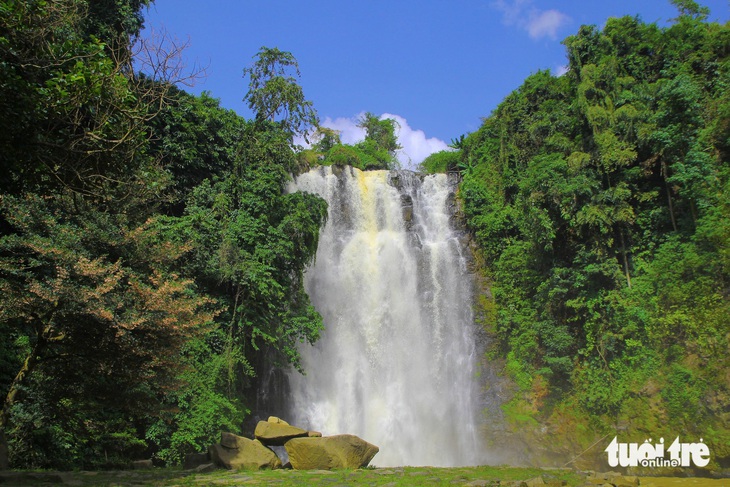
[{"x1": 286, "y1": 165, "x2": 487, "y2": 467}]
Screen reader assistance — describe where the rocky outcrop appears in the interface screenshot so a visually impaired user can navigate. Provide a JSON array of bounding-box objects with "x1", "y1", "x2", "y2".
[
  {"x1": 183, "y1": 452, "x2": 210, "y2": 470},
  {"x1": 209, "y1": 432, "x2": 282, "y2": 470},
  {"x1": 285, "y1": 434, "x2": 379, "y2": 470},
  {"x1": 254, "y1": 418, "x2": 309, "y2": 446},
  {"x1": 576, "y1": 471, "x2": 639, "y2": 487},
  {"x1": 205, "y1": 417, "x2": 377, "y2": 471}
]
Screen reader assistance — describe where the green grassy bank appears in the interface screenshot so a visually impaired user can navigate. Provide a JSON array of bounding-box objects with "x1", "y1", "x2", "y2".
[{"x1": 1, "y1": 466, "x2": 729, "y2": 487}]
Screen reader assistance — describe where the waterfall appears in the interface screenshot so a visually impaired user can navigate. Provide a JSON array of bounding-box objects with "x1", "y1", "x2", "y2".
[{"x1": 286, "y1": 165, "x2": 486, "y2": 467}]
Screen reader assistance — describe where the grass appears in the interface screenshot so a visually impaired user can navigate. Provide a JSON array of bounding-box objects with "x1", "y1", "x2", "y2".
[
  {"x1": 168, "y1": 466, "x2": 582, "y2": 486},
  {"x1": 0, "y1": 465, "x2": 583, "y2": 486}
]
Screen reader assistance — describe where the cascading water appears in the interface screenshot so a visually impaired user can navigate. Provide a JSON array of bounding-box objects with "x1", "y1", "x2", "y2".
[{"x1": 286, "y1": 165, "x2": 487, "y2": 467}]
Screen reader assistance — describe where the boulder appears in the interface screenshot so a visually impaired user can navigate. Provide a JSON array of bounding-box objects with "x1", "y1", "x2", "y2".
[
  {"x1": 209, "y1": 432, "x2": 282, "y2": 470},
  {"x1": 194, "y1": 463, "x2": 217, "y2": 473},
  {"x1": 183, "y1": 452, "x2": 210, "y2": 470},
  {"x1": 132, "y1": 459, "x2": 154, "y2": 470},
  {"x1": 285, "y1": 434, "x2": 379, "y2": 470},
  {"x1": 220, "y1": 431, "x2": 246, "y2": 449},
  {"x1": 254, "y1": 419, "x2": 309, "y2": 446}
]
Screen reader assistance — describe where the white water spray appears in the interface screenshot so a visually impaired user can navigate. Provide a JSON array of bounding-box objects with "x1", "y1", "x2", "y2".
[{"x1": 287, "y1": 165, "x2": 486, "y2": 466}]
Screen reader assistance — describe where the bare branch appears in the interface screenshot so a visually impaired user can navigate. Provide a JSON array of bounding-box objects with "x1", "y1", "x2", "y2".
[{"x1": 131, "y1": 27, "x2": 207, "y2": 89}]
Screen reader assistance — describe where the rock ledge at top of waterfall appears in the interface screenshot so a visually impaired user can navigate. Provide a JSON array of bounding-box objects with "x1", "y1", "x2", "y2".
[{"x1": 202, "y1": 416, "x2": 379, "y2": 471}]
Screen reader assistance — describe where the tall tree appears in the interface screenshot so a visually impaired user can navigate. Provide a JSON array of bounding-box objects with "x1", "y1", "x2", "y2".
[
  {"x1": 0, "y1": 194, "x2": 217, "y2": 468},
  {"x1": 355, "y1": 112, "x2": 402, "y2": 169},
  {"x1": 242, "y1": 46, "x2": 318, "y2": 140},
  {"x1": 0, "y1": 0, "x2": 201, "y2": 469}
]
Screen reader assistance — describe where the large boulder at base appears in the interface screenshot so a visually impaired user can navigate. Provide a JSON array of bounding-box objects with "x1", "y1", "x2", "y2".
[
  {"x1": 285, "y1": 434, "x2": 379, "y2": 470},
  {"x1": 183, "y1": 452, "x2": 210, "y2": 470},
  {"x1": 209, "y1": 432, "x2": 282, "y2": 470},
  {"x1": 254, "y1": 419, "x2": 309, "y2": 446}
]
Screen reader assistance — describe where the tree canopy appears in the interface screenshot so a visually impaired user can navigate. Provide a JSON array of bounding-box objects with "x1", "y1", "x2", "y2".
[
  {"x1": 243, "y1": 46, "x2": 319, "y2": 140},
  {"x1": 298, "y1": 113, "x2": 402, "y2": 171},
  {"x1": 0, "y1": 2, "x2": 327, "y2": 469},
  {"x1": 459, "y1": 6, "x2": 729, "y2": 464}
]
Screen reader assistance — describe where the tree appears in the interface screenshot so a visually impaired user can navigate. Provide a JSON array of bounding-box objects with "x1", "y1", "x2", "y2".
[
  {"x1": 0, "y1": 0, "x2": 199, "y2": 204},
  {"x1": 138, "y1": 115, "x2": 328, "y2": 463},
  {"x1": 670, "y1": 0, "x2": 710, "y2": 20},
  {"x1": 462, "y1": 6, "x2": 729, "y2": 464},
  {"x1": 0, "y1": 0, "x2": 205, "y2": 468},
  {"x1": 0, "y1": 194, "x2": 217, "y2": 468},
  {"x1": 312, "y1": 126, "x2": 342, "y2": 153},
  {"x1": 354, "y1": 112, "x2": 402, "y2": 169},
  {"x1": 243, "y1": 46, "x2": 318, "y2": 140},
  {"x1": 418, "y1": 150, "x2": 460, "y2": 174},
  {"x1": 357, "y1": 112, "x2": 401, "y2": 154}
]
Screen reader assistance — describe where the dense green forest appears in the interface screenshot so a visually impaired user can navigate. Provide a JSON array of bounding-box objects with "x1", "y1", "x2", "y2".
[
  {"x1": 0, "y1": 0, "x2": 407, "y2": 469},
  {"x1": 0, "y1": 0, "x2": 728, "y2": 472},
  {"x1": 428, "y1": 0, "x2": 729, "y2": 467},
  {"x1": 0, "y1": 0, "x2": 332, "y2": 469}
]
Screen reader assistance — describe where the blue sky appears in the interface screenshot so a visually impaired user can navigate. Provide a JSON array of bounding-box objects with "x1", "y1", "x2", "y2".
[{"x1": 141, "y1": 0, "x2": 728, "y2": 168}]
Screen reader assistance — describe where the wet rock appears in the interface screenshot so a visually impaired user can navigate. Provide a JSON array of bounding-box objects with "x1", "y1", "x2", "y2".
[
  {"x1": 581, "y1": 471, "x2": 639, "y2": 487},
  {"x1": 285, "y1": 434, "x2": 379, "y2": 470},
  {"x1": 401, "y1": 194, "x2": 414, "y2": 224},
  {"x1": 184, "y1": 451, "x2": 210, "y2": 470},
  {"x1": 255, "y1": 418, "x2": 309, "y2": 446},
  {"x1": 194, "y1": 462, "x2": 217, "y2": 473},
  {"x1": 209, "y1": 432, "x2": 282, "y2": 470},
  {"x1": 331, "y1": 163, "x2": 345, "y2": 177}
]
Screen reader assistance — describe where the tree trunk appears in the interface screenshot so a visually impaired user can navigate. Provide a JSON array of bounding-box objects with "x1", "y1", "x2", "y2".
[
  {"x1": 0, "y1": 431, "x2": 7, "y2": 471},
  {"x1": 0, "y1": 337, "x2": 46, "y2": 470}
]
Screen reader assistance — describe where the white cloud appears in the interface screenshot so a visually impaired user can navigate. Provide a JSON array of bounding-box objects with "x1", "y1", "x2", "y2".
[
  {"x1": 492, "y1": 0, "x2": 570, "y2": 40},
  {"x1": 320, "y1": 114, "x2": 366, "y2": 145},
  {"x1": 312, "y1": 112, "x2": 447, "y2": 171},
  {"x1": 553, "y1": 64, "x2": 569, "y2": 76},
  {"x1": 526, "y1": 9, "x2": 570, "y2": 39},
  {"x1": 381, "y1": 113, "x2": 449, "y2": 171},
  {"x1": 294, "y1": 115, "x2": 365, "y2": 149},
  {"x1": 492, "y1": 0, "x2": 530, "y2": 26}
]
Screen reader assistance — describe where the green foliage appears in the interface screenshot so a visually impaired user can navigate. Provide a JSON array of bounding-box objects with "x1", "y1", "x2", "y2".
[
  {"x1": 311, "y1": 113, "x2": 401, "y2": 170},
  {"x1": 463, "y1": 7, "x2": 729, "y2": 449},
  {"x1": 312, "y1": 126, "x2": 342, "y2": 153},
  {"x1": 147, "y1": 88, "x2": 247, "y2": 213},
  {"x1": 300, "y1": 113, "x2": 401, "y2": 171},
  {"x1": 0, "y1": 0, "x2": 164, "y2": 203},
  {"x1": 324, "y1": 144, "x2": 365, "y2": 167},
  {"x1": 321, "y1": 144, "x2": 380, "y2": 171},
  {"x1": 357, "y1": 112, "x2": 401, "y2": 154},
  {"x1": 354, "y1": 113, "x2": 401, "y2": 169},
  {"x1": 0, "y1": 2, "x2": 329, "y2": 470},
  {"x1": 156, "y1": 121, "x2": 327, "y2": 370},
  {"x1": 243, "y1": 46, "x2": 319, "y2": 139},
  {"x1": 8, "y1": 379, "x2": 149, "y2": 469},
  {"x1": 138, "y1": 116, "x2": 327, "y2": 463},
  {"x1": 146, "y1": 331, "x2": 245, "y2": 465},
  {"x1": 418, "y1": 150, "x2": 460, "y2": 174},
  {"x1": 662, "y1": 364, "x2": 705, "y2": 425},
  {"x1": 0, "y1": 193, "x2": 218, "y2": 469}
]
